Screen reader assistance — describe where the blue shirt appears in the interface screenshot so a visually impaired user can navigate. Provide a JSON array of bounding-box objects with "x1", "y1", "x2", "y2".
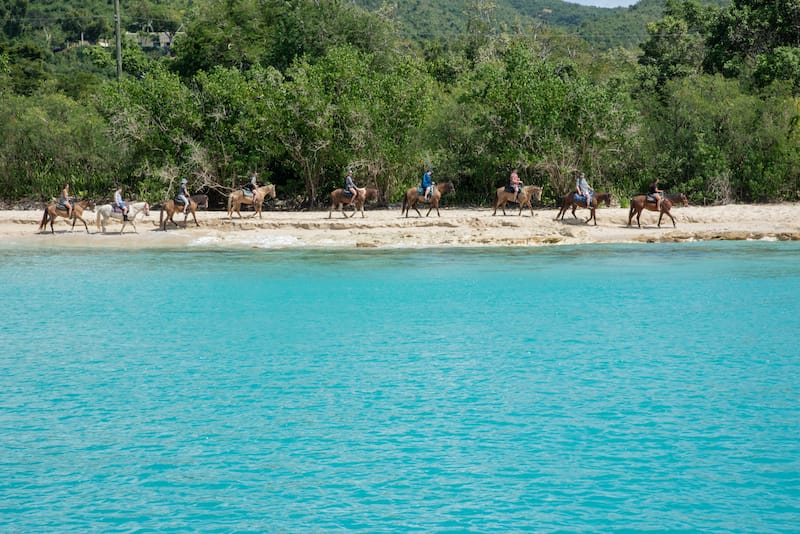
[{"x1": 421, "y1": 172, "x2": 432, "y2": 189}]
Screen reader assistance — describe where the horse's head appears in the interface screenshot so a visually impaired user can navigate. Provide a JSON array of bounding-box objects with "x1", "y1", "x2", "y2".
[
  {"x1": 265, "y1": 184, "x2": 277, "y2": 199},
  {"x1": 143, "y1": 202, "x2": 150, "y2": 216},
  {"x1": 678, "y1": 192, "x2": 688, "y2": 207},
  {"x1": 531, "y1": 185, "x2": 543, "y2": 202},
  {"x1": 603, "y1": 192, "x2": 612, "y2": 207},
  {"x1": 442, "y1": 181, "x2": 456, "y2": 193}
]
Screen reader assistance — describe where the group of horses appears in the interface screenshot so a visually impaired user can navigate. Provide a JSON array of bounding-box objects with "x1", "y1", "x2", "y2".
[
  {"x1": 551, "y1": 190, "x2": 688, "y2": 227},
  {"x1": 36, "y1": 179, "x2": 689, "y2": 234}
]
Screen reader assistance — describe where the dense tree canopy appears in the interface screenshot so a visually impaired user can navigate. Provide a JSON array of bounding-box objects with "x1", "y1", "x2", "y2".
[{"x1": 0, "y1": 0, "x2": 798, "y2": 207}]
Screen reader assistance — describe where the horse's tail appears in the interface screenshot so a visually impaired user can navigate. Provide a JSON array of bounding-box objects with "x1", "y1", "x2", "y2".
[{"x1": 38, "y1": 207, "x2": 48, "y2": 230}]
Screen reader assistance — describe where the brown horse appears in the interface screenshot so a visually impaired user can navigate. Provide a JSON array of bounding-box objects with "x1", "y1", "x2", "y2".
[
  {"x1": 555, "y1": 191, "x2": 612, "y2": 226},
  {"x1": 160, "y1": 194, "x2": 209, "y2": 230},
  {"x1": 328, "y1": 187, "x2": 381, "y2": 218},
  {"x1": 628, "y1": 192, "x2": 688, "y2": 228},
  {"x1": 492, "y1": 184, "x2": 544, "y2": 216},
  {"x1": 227, "y1": 184, "x2": 277, "y2": 219},
  {"x1": 38, "y1": 199, "x2": 95, "y2": 234},
  {"x1": 401, "y1": 181, "x2": 456, "y2": 218}
]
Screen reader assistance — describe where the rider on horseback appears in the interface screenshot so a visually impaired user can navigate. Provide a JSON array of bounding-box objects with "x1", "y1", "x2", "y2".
[
  {"x1": 422, "y1": 168, "x2": 434, "y2": 201},
  {"x1": 114, "y1": 185, "x2": 129, "y2": 221},
  {"x1": 244, "y1": 172, "x2": 258, "y2": 196},
  {"x1": 576, "y1": 172, "x2": 594, "y2": 209},
  {"x1": 510, "y1": 168, "x2": 522, "y2": 203},
  {"x1": 178, "y1": 178, "x2": 190, "y2": 215},
  {"x1": 649, "y1": 178, "x2": 664, "y2": 212},
  {"x1": 60, "y1": 183, "x2": 74, "y2": 219},
  {"x1": 345, "y1": 170, "x2": 358, "y2": 203}
]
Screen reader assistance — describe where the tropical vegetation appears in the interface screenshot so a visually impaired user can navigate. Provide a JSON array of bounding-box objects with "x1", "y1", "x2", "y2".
[{"x1": 0, "y1": 0, "x2": 798, "y2": 207}]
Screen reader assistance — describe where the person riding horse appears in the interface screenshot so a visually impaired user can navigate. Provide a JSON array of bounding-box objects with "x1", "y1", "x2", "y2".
[
  {"x1": 345, "y1": 170, "x2": 358, "y2": 203},
  {"x1": 576, "y1": 172, "x2": 594, "y2": 207},
  {"x1": 114, "y1": 186, "x2": 129, "y2": 221},
  {"x1": 60, "y1": 183, "x2": 74, "y2": 220},
  {"x1": 649, "y1": 178, "x2": 664, "y2": 212},
  {"x1": 421, "y1": 168, "x2": 434, "y2": 200},
  {"x1": 510, "y1": 169, "x2": 522, "y2": 203},
  {"x1": 244, "y1": 173, "x2": 258, "y2": 197},
  {"x1": 178, "y1": 178, "x2": 190, "y2": 215}
]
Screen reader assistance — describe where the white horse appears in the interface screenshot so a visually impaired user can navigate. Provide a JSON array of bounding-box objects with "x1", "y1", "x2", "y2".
[{"x1": 96, "y1": 202, "x2": 150, "y2": 234}]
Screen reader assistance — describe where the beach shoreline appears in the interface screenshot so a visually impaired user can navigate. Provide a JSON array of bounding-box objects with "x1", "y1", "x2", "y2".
[{"x1": 4, "y1": 203, "x2": 800, "y2": 249}]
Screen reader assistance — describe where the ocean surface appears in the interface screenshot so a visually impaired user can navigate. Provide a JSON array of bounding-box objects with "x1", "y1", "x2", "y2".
[{"x1": 1, "y1": 241, "x2": 799, "y2": 532}]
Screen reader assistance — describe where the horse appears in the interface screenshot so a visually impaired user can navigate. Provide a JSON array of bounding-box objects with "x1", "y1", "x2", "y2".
[
  {"x1": 555, "y1": 191, "x2": 613, "y2": 226},
  {"x1": 328, "y1": 187, "x2": 381, "y2": 218},
  {"x1": 38, "y1": 199, "x2": 95, "y2": 234},
  {"x1": 159, "y1": 194, "x2": 209, "y2": 230},
  {"x1": 95, "y1": 201, "x2": 150, "y2": 234},
  {"x1": 227, "y1": 184, "x2": 276, "y2": 219},
  {"x1": 492, "y1": 184, "x2": 544, "y2": 216},
  {"x1": 627, "y1": 192, "x2": 688, "y2": 228},
  {"x1": 401, "y1": 181, "x2": 456, "y2": 218}
]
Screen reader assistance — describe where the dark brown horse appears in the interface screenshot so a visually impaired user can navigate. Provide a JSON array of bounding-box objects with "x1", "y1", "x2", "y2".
[
  {"x1": 555, "y1": 191, "x2": 612, "y2": 226},
  {"x1": 328, "y1": 187, "x2": 381, "y2": 218},
  {"x1": 227, "y1": 184, "x2": 277, "y2": 219},
  {"x1": 160, "y1": 194, "x2": 209, "y2": 230},
  {"x1": 401, "y1": 181, "x2": 456, "y2": 217},
  {"x1": 38, "y1": 199, "x2": 94, "y2": 234},
  {"x1": 628, "y1": 192, "x2": 688, "y2": 228},
  {"x1": 492, "y1": 184, "x2": 544, "y2": 216}
]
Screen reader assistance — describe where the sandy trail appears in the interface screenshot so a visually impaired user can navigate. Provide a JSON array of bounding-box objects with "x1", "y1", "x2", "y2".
[{"x1": 3, "y1": 203, "x2": 798, "y2": 249}]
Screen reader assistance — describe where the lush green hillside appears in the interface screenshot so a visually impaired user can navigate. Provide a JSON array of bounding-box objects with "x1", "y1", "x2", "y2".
[
  {"x1": 353, "y1": 0, "x2": 728, "y2": 50},
  {"x1": 3, "y1": 0, "x2": 730, "y2": 54}
]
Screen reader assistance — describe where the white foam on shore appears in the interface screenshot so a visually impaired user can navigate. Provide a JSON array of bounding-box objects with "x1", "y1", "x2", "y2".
[
  {"x1": 190, "y1": 234, "x2": 303, "y2": 248},
  {"x1": 189, "y1": 236, "x2": 222, "y2": 247}
]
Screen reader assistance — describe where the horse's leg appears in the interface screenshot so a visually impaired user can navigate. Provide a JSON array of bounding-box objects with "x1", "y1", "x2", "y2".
[
  {"x1": 79, "y1": 216, "x2": 89, "y2": 233},
  {"x1": 501, "y1": 200, "x2": 508, "y2": 216},
  {"x1": 191, "y1": 209, "x2": 199, "y2": 227},
  {"x1": 667, "y1": 211, "x2": 676, "y2": 228}
]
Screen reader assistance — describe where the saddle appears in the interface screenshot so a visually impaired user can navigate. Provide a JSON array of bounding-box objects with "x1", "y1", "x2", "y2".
[
  {"x1": 242, "y1": 188, "x2": 254, "y2": 198},
  {"x1": 573, "y1": 193, "x2": 587, "y2": 203},
  {"x1": 112, "y1": 205, "x2": 124, "y2": 213},
  {"x1": 343, "y1": 189, "x2": 355, "y2": 199},
  {"x1": 504, "y1": 185, "x2": 517, "y2": 194},
  {"x1": 646, "y1": 193, "x2": 658, "y2": 203},
  {"x1": 173, "y1": 196, "x2": 187, "y2": 206},
  {"x1": 56, "y1": 202, "x2": 68, "y2": 211}
]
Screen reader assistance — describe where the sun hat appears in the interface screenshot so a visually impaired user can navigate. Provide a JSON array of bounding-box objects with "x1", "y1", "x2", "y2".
[{"x1": 181, "y1": 178, "x2": 188, "y2": 184}]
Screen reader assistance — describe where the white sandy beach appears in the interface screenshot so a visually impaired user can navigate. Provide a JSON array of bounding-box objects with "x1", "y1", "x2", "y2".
[{"x1": 3, "y1": 203, "x2": 799, "y2": 249}]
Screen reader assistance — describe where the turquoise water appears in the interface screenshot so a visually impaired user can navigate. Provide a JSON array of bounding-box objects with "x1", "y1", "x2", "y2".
[{"x1": 1, "y1": 242, "x2": 799, "y2": 532}]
